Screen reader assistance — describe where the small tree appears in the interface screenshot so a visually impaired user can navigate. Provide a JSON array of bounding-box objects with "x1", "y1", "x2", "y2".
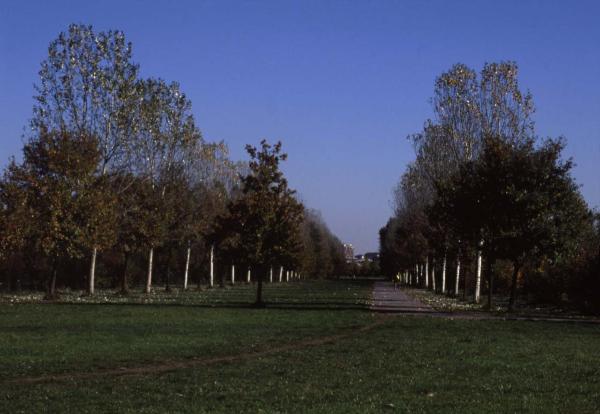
[
  {"x1": 218, "y1": 140, "x2": 303, "y2": 306},
  {"x1": 5, "y1": 130, "x2": 100, "y2": 298}
]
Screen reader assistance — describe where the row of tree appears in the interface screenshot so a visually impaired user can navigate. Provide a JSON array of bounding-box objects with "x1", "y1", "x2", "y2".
[
  {"x1": 380, "y1": 62, "x2": 600, "y2": 311},
  {"x1": 0, "y1": 24, "x2": 346, "y2": 304}
]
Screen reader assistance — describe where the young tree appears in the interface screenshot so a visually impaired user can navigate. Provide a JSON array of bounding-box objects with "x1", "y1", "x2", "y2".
[
  {"x1": 129, "y1": 78, "x2": 200, "y2": 293},
  {"x1": 217, "y1": 140, "x2": 303, "y2": 306},
  {"x1": 4, "y1": 131, "x2": 100, "y2": 298}
]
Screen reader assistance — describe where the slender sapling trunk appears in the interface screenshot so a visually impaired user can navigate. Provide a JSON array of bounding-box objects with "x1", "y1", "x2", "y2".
[
  {"x1": 425, "y1": 257, "x2": 429, "y2": 288},
  {"x1": 255, "y1": 267, "x2": 264, "y2": 307},
  {"x1": 508, "y1": 262, "x2": 520, "y2": 312},
  {"x1": 431, "y1": 259, "x2": 436, "y2": 292},
  {"x1": 455, "y1": 255, "x2": 461, "y2": 297},
  {"x1": 145, "y1": 248, "x2": 153, "y2": 294},
  {"x1": 209, "y1": 245, "x2": 214, "y2": 288},
  {"x1": 88, "y1": 247, "x2": 97, "y2": 295},
  {"x1": 442, "y1": 254, "x2": 447, "y2": 294},
  {"x1": 183, "y1": 244, "x2": 191, "y2": 290},
  {"x1": 121, "y1": 252, "x2": 130, "y2": 294},
  {"x1": 475, "y1": 239, "x2": 483, "y2": 303}
]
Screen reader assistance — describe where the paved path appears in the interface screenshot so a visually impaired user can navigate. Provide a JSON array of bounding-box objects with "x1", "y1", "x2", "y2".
[
  {"x1": 370, "y1": 281, "x2": 435, "y2": 313},
  {"x1": 370, "y1": 281, "x2": 600, "y2": 324}
]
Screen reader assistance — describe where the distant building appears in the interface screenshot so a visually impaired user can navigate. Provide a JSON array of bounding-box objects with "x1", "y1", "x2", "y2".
[
  {"x1": 354, "y1": 254, "x2": 365, "y2": 263},
  {"x1": 343, "y1": 243, "x2": 354, "y2": 263},
  {"x1": 364, "y1": 252, "x2": 380, "y2": 262}
]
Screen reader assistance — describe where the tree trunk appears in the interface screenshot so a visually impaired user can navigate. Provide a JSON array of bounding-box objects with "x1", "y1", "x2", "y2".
[
  {"x1": 47, "y1": 259, "x2": 58, "y2": 299},
  {"x1": 286, "y1": 270, "x2": 289, "y2": 282},
  {"x1": 145, "y1": 248, "x2": 153, "y2": 294},
  {"x1": 88, "y1": 247, "x2": 97, "y2": 295},
  {"x1": 121, "y1": 252, "x2": 130, "y2": 294},
  {"x1": 486, "y1": 254, "x2": 495, "y2": 310},
  {"x1": 165, "y1": 249, "x2": 172, "y2": 292},
  {"x1": 475, "y1": 239, "x2": 483, "y2": 303},
  {"x1": 431, "y1": 259, "x2": 436, "y2": 292},
  {"x1": 279, "y1": 267, "x2": 283, "y2": 282},
  {"x1": 269, "y1": 267, "x2": 273, "y2": 283},
  {"x1": 425, "y1": 257, "x2": 429, "y2": 288},
  {"x1": 508, "y1": 262, "x2": 520, "y2": 312},
  {"x1": 462, "y1": 264, "x2": 467, "y2": 301},
  {"x1": 415, "y1": 264, "x2": 419, "y2": 286},
  {"x1": 247, "y1": 268, "x2": 251, "y2": 283},
  {"x1": 231, "y1": 264, "x2": 235, "y2": 285},
  {"x1": 255, "y1": 267, "x2": 264, "y2": 307},
  {"x1": 454, "y1": 254, "x2": 461, "y2": 297},
  {"x1": 183, "y1": 245, "x2": 191, "y2": 290},
  {"x1": 441, "y1": 254, "x2": 447, "y2": 294},
  {"x1": 209, "y1": 245, "x2": 214, "y2": 288}
]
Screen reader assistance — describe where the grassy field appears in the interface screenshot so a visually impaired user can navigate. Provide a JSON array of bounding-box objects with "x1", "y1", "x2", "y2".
[{"x1": 2, "y1": 280, "x2": 600, "y2": 413}]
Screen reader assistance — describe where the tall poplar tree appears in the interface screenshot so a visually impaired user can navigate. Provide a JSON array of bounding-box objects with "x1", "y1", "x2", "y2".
[{"x1": 31, "y1": 24, "x2": 139, "y2": 294}]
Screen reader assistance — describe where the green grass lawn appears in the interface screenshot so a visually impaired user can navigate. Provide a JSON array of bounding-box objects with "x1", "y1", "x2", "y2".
[{"x1": 2, "y1": 280, "x2": 600, "y2": 413}]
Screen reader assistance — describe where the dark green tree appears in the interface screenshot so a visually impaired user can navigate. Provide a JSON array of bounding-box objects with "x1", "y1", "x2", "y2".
[
  {"x1": 436, "y1": 136, "x2": 589, "y2": 310},
  {"x1": 217, "y1": 140, "x2": 303, "y2": 306},
  {"x1": 3, "y1": 130, "x2": 100, "y2": 298}
]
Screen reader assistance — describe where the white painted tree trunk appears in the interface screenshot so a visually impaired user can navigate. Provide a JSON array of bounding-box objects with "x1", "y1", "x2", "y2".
[
  {"x1": 269, "y1": 267, "x2": 273, "y2": 283},
  {"x1": 183, "y1": 246, "x2": 191, "y2": 290},
  {"x1": 442, "y1": 254, "x2": 447, "y2": 294},
  {"x1": 454, "y1": 255, "x2": 461, "y2": 296},
  {"x1": 425, "y1": 257, "x2": 429, "y2": 289},
  {"x1": 247, "y1": 268, "x2": 251, "y2": 283},
  {"x1": 279, "y1": 267, "x2": 283, "y2": 282},
  {"x1": 286, "y1": 270, "x2": 289, "y2": 282},
  {"x1": 231, "y1": 265, "x2": 235, "y2": 285},
  {"x1": 88, "y1": 247, "x2": 97, "y2": 295},
  {"x1": 209, "y1": 245, "x2": 214, "y2": 288},
  {"x1": 414, "y1": 264, "x2": 418, "y2": 285},
  {"x1": 475, "y1": 241, "x2": 483, "y2": 303},
  {"x1": 145, "y1": 248, "x2": 153, "y2": 293},
  {"x1": 431, "y1": 259, "x2": 436, "y2": 292}
]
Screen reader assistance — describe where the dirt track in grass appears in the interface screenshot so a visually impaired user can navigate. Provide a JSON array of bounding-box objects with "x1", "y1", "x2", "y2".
[{"x1": 4, "y1": 315, "x2": 390, "y2": 386}]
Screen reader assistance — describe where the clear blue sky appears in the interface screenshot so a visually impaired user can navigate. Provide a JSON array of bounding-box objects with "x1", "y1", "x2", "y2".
[{"x1": 1, "y1": 0, "x2": 599, "y2": 253}]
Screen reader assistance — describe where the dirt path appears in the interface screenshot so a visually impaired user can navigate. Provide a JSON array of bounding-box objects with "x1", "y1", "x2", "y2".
[
  {"x1": 4, "y1": 316, "x2": 390, "y2": 386},
  {"x1": 372, "y1": 281, "x2": 600, "y2": 325}
]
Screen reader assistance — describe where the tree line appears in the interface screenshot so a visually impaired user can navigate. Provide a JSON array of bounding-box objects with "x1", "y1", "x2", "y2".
[
  {"x1": 380, "y1": 62, "x2": 600, "y2": 312},
  {"x1": 0, "y1": 24, "x2": 346, "y2": 304}
]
